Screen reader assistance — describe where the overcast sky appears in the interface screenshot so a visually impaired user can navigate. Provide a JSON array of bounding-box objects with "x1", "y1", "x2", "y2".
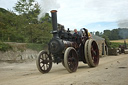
[{"x1": 0, "y1": 0, "x2": 128, "y2": 32}]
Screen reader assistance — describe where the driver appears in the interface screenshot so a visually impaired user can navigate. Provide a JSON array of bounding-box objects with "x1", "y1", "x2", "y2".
[
  {"x1": 73, "y1": 29, "x2": 80, "y2": 36},
  {"x1": 73, "y1": 29, "x2": 81, "y2": 43}
]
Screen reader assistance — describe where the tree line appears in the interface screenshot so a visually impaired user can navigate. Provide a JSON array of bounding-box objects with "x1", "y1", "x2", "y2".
[
  {"x1": 92, "y1": 28, "x2": 128, "y2": 40},
  {"x1": 0, "y1": 0, "x2": 52, "y2": 44}
]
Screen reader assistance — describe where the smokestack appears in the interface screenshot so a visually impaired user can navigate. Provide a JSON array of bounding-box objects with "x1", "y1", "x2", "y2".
[{"x1": 50, "y1": 10, "x2": 59, "y2": 38}]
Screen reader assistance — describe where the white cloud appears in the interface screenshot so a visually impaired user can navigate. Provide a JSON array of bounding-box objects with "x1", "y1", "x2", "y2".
[
  {"x1": 56, "y1": 0, "x2": 128, "y2": 30},
  {"x1": 0, "y1": 0, "x2": 128, "y2": 31},
  {"x1": 0, "y1": 0, "x2": 17, "y2": 10}
]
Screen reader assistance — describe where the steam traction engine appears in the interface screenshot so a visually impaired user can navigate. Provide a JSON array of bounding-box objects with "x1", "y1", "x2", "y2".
[{"x1": 36, "y1": 10, "x2": 99, "y2": 73}]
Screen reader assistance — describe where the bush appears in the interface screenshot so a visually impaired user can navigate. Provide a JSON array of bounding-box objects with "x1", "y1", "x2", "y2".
[
  {"x1": 0, "y1": 41, "x2": 12, "y2": 52},
  {"x1": 110, "y1": 42, "x2": 127, "y2": 49},
  {"x1": 26, "y1": 43, "x2": 47, "y2": 51}
]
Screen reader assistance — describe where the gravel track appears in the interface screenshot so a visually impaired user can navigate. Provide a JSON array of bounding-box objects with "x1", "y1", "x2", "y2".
[{"x1": 0, "y1": 54, "x2": 128, "y2": 85}]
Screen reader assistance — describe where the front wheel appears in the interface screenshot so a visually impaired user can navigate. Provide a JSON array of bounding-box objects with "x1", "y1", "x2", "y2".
[
  {"x1": 64, "y1": 47, "x2": 78, "y2": 73},
  {"x1": 36, "y1": 50, "x2": 52, "y2": 74}
]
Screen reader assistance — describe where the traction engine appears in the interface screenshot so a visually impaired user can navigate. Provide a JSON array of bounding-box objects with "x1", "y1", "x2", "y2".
[{"x1": 36, "y1": 10, "x2": 99, "y2": 73}]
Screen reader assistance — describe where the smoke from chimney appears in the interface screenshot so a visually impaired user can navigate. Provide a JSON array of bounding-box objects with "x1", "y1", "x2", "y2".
[
  {"x1": 38, "y1": 0, "x2": 60, "y2": 21},
  {"x1": 117, "y1": 20, "x2": 128, "y2": 28},
  {"x1": 118, "y1": 28, "x2": 128, "y2": 39}
]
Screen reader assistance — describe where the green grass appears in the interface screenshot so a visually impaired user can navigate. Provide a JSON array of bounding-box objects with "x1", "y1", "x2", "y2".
[
  {"x1": 26, "y1": 43, "x2": 47, "y2": 51},
  {"x1": 0, "y1": 41, "x2": 12, "y2": 52},
  {"x1": 0, "y1": 41, "x2": 48, "y2": 52},
  {"x1": 110, "y1": 42, "x2": 128, "y2": 49},
  {"x1": 110, "y1": 39, "x2": 128, "y2": 49}
]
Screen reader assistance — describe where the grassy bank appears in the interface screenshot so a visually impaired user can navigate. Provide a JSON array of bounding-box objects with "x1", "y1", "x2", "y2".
[
  {"x1": 110, "y1": 39, "x2": 128, "y2": 48},
  {"x1": 26, "y1": 43, "x2": 47, "y2": 51},
  {"x1": 0, "y1": 41, "x2": 47, "y2": 52},
  {"x1": 0, "y1": 41, "x2": 12, "y2": 52}
]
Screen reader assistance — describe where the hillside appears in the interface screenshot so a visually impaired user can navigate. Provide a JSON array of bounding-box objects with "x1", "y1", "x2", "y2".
[
  {"x1": 0, "y1": 7, "x2": 52, "y2": 44},
  {"x1": 0, "y1": 42, "x2": 46, "y2": 61}
]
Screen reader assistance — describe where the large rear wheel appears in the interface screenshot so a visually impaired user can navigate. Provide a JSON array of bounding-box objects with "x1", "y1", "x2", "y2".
[
  {"x1": 84, "y1": 40, "x2": 91, "y2": 67},
  {"x1": 64, "y1": 47, "x2": 78, "y2": 73},
  {"x1": 84, "y1": 39, "x2": 99, "y2": 67},
  {"x1": 36, "y1": 50, "x2": 52, "y2": 74}
]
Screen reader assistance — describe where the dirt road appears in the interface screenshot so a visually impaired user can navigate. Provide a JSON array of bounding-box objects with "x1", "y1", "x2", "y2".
[{"x1": 0, "y1": 54, "x2": 128, "y2": 85}]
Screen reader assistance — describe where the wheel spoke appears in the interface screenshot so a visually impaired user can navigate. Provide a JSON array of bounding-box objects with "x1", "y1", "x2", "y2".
[
  {"x1": 43, "y1": 64, "x2": 46, "y2": 70},
  {"x1": 40, "y1": 55, "x2": 44, "y2": 60},
  {"x1": 64, "y1": 47, "x2": 78, "y2": 73},
  {"x1": 36, "y1": 50, "x2": 52, "y2": 74},
  {"x1": 41, "y1": 64, "x2": 45, "y2": 69}
]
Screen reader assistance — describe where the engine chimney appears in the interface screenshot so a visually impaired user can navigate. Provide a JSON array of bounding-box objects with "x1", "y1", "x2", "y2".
[{"x1": 50, "y1": 10, "x2": 59, "y2": 38}]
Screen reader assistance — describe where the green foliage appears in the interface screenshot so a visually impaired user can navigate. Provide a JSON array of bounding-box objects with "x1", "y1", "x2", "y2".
[
  {"x1": 102, "y1": 35, "x2": 111, "y2": 48},
  {"x1": 110, "y1": 42, "x2": 125, "y2": 49},
  {"x1": 0, "y1": 0, "x2": 52, "y2": 44},
  {"x1": 13, "y1": 0, "x2": 39, "y2": 14},
  {"x1": 103, "y1": 30, "x2": 112, "y2": 39},
  {"x1": 24, "y1": 21, "x2": 52, "y2": 43},
  {"x1": 95, "y1": 31, "x2": 100, "y2": 36},
  {"x1": 103, "y1": 28, "x2": 128, "y2": 40},
  {"x1": 94, "y1": 28, "x2": 128, "y2": 40},
  {"x1": 0, "y1": 41, "x2": 12, "y2": 52},
  {"x1": 26, "y1": 43, "x2": 46, "y2": 51}
]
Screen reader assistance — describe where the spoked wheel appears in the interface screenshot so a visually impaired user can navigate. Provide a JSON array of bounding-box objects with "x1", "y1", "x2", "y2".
[
  {"x1": 84, "y1": 39, "x2": 99, "y2": 67},
  {"x1": 64, "y1": 47, "x2": 78, "y2": 73},
  {"x1": 36, "y1": 50, "x2": 52, "y2": 74}
]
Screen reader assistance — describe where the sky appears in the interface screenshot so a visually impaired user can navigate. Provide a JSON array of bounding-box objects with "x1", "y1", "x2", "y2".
[{"x1": 0, "y1": 0, "x2": 128, "y2": 32}]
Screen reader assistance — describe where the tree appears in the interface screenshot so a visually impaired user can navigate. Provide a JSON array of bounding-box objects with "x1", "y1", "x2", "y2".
[
  {"x1": 13, "y1": 0, "x2": 39, "y2": 14},
  {"x1": 0, "y1": 7, "x2": 52, "y2": 44},
  {"x1": 95, "y1": 31, "x2": 100, "y2": 36},
  {"x1": 102, "y1": 35, "x2": 111, "y2": 48},
  {"x1": 103, "y1": 30, "x2": 112, "y2": 40},
  {"x1": 111, "y1": 29, "x2": 119, "y2": 40},
  {"x1": 13, "y1": 0, "x2": 41, "y2": 43},
  {"x1": 13, "y1": 0, "x2": 40, "y2": 24},
  {"x1": 0, "y1": 8, "x2": 18, "y2": 42}
]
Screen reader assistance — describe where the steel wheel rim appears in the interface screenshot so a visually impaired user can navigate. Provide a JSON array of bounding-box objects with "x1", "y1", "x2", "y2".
[
  {"x1": 36, "y1": 51, "x2": 52, "y2": 74},
  {"x1": 39, "y1": 53, "x2": 50, "y2": 71},
  {"x1": 88, "y1": 39, "x2": 99, "y2": 66},
  {"x1": 68, "y1": 50, "x2": 78, "y2": 71},
  {"x1": 64, "y1": 47, "x2": 78, "y2": 73},
  {"x1": 90, "y1": 41, "x2": 99, "y2": 65}
]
